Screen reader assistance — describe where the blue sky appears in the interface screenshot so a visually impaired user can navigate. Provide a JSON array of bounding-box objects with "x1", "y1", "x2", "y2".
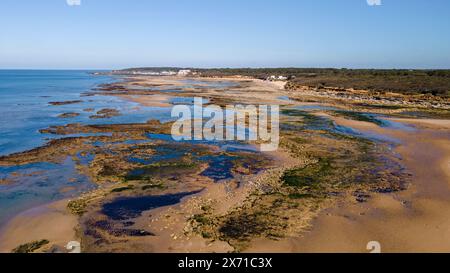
[{"x1": 1, "y1": 0, "x2": 449, "y2": 69}]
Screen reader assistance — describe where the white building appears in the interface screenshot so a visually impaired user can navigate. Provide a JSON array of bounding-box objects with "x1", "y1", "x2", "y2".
[
  {"x1": 160, "y1": 71, "x2": 177, "y2": 76},
  {"x1": 178, "y1": 70, "x2": 191, "y2": 76},
  {"x1": 267, "y1": 75, "x2": 287, "y2": 81}
]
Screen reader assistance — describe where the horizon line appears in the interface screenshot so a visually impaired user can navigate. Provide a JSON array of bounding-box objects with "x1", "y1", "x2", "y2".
[{"x1": 1, "y1": 66, "x2": 450, "y2": 71}]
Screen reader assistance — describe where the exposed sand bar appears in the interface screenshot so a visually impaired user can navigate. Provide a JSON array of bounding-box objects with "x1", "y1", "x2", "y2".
[
  {"x1": 117, "y1": 94, "x2": 172, "y2": 108},
  {"x1": 247, "y1": 117, "x2": 450, "y2": 252},
  {"x1": 1, "y1": 75, "x2": 449, "y2": 253},
  {"x1": 0, "y1": 199, "x2": 77, "y2": 253},
  {"x1": 389, "y1": 118, "x2": 450, "y2": 130}
]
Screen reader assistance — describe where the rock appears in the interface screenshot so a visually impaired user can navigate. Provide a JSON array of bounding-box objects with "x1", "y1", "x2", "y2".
[
  {"x1": 89, "y1": 108, "x2": 121, "y2": 119},
  {"x1": 49, "y1": 100, "x2": 82, "y2": 106},
  {"x1": 58, "y1": 112, "x2": 80, "y2": 118}
]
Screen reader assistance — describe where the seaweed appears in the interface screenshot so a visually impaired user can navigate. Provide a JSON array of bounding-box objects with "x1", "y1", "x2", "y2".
[
  {"x1": 141, "y1": 183, "x2": 165, "y2": 190},
  {"x1": 12, "y1": 239, "x2": 50, "y2": 253},
  {"x1": 68, "y1": 199, "x2": 88, "y2": 215},
  {"x1": 282, "y1": 158, "x2": 332, "y2": 189},
  {"x1": 111, "y1": 185, "x2": 134, "y2": 193},
  {"x1": 124, "y1": 161, "x2": 198, "y2": 181},
  {"x1": 281, "y1": 109, "x2": 334, "y2": 130},
  {"x1": 288, "y1": 193, "x2": 314, "y2": 199},
  {"x1": 333, "y1": 110, "x2": 385, "y2": 126}
]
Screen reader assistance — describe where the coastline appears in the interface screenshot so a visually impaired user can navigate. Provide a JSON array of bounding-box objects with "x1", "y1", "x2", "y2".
[
  {"x1": 245, "y1": 117, "x2": 450, "y2": 252},
  {"x1": 0, "y1": 75, "x2": 449, "y2": 253},
  {"x1": 0, "y1": 199, "x2": 77, "y2": 253}
]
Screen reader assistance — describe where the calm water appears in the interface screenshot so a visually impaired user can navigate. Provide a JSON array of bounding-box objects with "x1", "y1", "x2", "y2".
[
  {"x1": 0, "y1": 70, "x2": 249, "y2": 227},
  {"x1": 0, "y1": 70, "x2": 174, "y2": 226},
  {"x1": 102, "y1": 191, "x2": 202, "y2": 221},
  {"x1": 0, "y1": 71, "x2": 409, "y2": 230},
  {"x1": 0, "y1": 70, "x2": 174, "y2": 156}
]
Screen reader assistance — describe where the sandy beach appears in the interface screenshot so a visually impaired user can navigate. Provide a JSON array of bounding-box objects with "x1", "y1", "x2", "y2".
[
  {"x1": 246, "y1": 117, "x2": 450, "y2": 252},
  {"x1": 0, "y1": 199, "x2": 78, "y2": 253},
  {"x1": 1, "y1": 75, "x2": 449, "y2": 253}
]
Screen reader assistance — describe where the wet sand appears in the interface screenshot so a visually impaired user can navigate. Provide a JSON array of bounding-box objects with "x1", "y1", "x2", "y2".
[
  {"x1": 0, "y1": 199, "x2": 77, "y2": 253},
  {"x1": 117, "y1": 94, "x2": 172, "y2": 108},
  {"x1": 247, "y1": 117, "x2": 450, "y2": 252},
  {"x1": 1, "y1": 75, "x2": 449, "y2": 253},
  {"x1": 118, "y1": 76, "x2": 290, "y2": 106}
]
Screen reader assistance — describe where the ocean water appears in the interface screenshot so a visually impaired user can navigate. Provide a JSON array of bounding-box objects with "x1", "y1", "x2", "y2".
[
  {"x1": 0, "y1": 70, "x2": 174, "y2": 156},
  {"x1": 0, "y1": 70, "x2": 174, "y2": 226},
  {"x1": 0, "y1": 70, "x2": 251, "y2": 228}
]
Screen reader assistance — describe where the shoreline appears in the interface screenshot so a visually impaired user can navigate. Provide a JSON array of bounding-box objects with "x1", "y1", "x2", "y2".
[
  {"x1": 245, "y1": 117, "x2": 450, "y2": 252},
  {"x1": 0, "y1": 199, "x2": 78, "y2": 253},
  {"x1": 0, "y1": 75, "x2": 449, "y2": 253}
]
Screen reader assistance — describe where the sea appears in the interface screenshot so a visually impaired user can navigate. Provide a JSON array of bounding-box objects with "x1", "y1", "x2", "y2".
[{"x1": 0, "y1": 70, "x2": 172, "y2": 226}]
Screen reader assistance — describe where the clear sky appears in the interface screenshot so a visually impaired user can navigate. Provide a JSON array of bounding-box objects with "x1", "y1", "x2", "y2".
[{"x1": 1, "y1": 0, "x2": 449, "y2": 69}]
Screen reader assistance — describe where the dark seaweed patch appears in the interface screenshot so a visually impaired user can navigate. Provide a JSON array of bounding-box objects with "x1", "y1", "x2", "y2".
[
  {"x1": 111, "y1": 185, "x2": 134, "y2": 193},
  {"x1": 12, "y1": 239, "x2": 49, "y2": 253},
  {"x1": 219, "y1": 212, "x2": 271, "y2": 241},
  {"x1": 281, "y1": 109, "x2": 334, "y2": 130},
  {"x1": 333, "y1": 110, "x2": 386, "y2": 126},
  {"x1": 124, "y1": 161, "x2": 198, "y2": 181},
  {"x1": 282, "y1": 158, "x2": 332, "y2": 189}
]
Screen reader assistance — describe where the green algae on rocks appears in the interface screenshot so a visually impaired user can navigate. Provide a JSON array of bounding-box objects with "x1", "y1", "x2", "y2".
[{"x1": 12, "y1": 239, "x2": 50, "y2": 253}]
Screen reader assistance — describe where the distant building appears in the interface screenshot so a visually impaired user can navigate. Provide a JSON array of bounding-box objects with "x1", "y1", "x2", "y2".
[
  {"x1": 160, "y1": 71, "x2": 177, "y2": 76},
  {"x1": 111, "y1": 69, "x2": 191, "y2": 77},
  {"x1": 267, "y1": 75, "x2": 287, "y2": 81},
  {"x1": 178, "y1": 70, "x2": 191, "y2": 76}
]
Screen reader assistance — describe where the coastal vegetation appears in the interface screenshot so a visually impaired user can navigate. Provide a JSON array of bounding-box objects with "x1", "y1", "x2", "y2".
[{"x1": 115, "y1": 67, "x2": 450, "y2": 97}]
